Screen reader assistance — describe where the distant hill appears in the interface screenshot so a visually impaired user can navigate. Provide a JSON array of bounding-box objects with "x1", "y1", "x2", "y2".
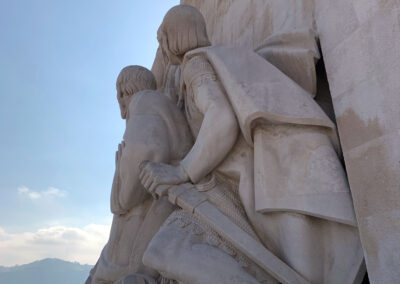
[{"x1": 0, "y1": 258, "x2": 92, "y2": 284}]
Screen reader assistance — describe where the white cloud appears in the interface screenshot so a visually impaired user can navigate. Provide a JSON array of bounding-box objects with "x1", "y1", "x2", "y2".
[
  {"x1": 18, "y1": 186, "x2": 67, "y2": 200},
  {"x1": 0, "y1": 224, "x2": 110, "y2": 266}
]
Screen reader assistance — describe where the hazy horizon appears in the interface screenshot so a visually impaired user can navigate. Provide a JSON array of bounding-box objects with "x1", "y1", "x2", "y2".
[
  {"x1": 0, "y1": 258, "x2": 92, "y2": 284},
  {"x1": 0, "y1": 257, "x2": 92, "y2": 268}
]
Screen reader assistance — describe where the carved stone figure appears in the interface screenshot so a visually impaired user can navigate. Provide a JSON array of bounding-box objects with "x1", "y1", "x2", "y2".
[
  {"x1": 88, "y1": 66, "x2": 192, "y2": 284},
  {"x1": 138, "y1": 5, "x2": 364, "y2": 284}
]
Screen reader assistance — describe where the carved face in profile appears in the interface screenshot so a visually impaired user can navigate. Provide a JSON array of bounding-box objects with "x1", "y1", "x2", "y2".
[
  {"x1": 117, "y1": 86, "x2": 133, "y2": 119},
  {"x1": 116, "y1": 66, "x2": 157, "y2": 120},
  {"x1": 158, "y1": 5, "x2": 210, "y2": 65}
]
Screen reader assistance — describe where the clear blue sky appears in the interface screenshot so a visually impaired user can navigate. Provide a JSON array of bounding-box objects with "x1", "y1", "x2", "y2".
[{"x1": 0, "y1": 0, "x2": 179, "y2": 266}]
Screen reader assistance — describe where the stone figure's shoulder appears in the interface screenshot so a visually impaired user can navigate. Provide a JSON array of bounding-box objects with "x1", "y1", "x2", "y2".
[
  {"x1": 184, "y1": 54, "x2": 214, "y2": 73},
  {"x1": 132, "y1": 89, "x2": 168, "y2": 103},
  {"x1": 128, "y1": 90, "x2": 175, "y2": 113},
  {"x1": 183, "y1": 54, "x2": 216, "y2": 87}
]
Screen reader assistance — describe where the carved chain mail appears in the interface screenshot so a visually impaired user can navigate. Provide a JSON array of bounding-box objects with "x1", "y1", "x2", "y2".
[
  {"x1": 129, "y1": 174, "x2": 266, "y2": 283},
  {"x1": 181, "y1": 55, "x2": 217, "y2": 138},
  {"x1": 182, "y1": 55, "x2": 216, "y2": 87},
  {"x1": 162, "y1": 174, "x2": 271, "y2": 283}
]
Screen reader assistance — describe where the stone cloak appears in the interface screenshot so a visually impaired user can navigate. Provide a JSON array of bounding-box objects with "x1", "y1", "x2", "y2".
[{"x1": 183, "y1": 46, "x2": 357, "y2": 227}]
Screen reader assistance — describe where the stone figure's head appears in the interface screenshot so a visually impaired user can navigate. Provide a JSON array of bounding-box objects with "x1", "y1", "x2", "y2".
[
  {"x1": 157, "y1": 5, "x2": 210, "y2": 64},
  {"x1": 116, "y1": 65, "x2": 157, "y2": 119}
]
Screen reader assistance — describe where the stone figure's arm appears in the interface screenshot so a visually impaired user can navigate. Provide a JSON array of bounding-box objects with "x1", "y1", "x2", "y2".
[
  {"x1": 139, "y1": 58, "x2": 239, "y2": 193},
  {"x1": 110, "y1": 141, "x2": 125, "y2": 214},
  {"x1": 111, "y1": 114, "x2": 171, "y2": 214},
  {"x1": 180, "y1": 75, "x2": 239, "y2": 183}
]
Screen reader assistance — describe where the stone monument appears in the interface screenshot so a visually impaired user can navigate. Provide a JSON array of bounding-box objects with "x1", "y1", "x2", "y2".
[
  {"x1": 89, "y1": 2, "x2": 400, "y2": 283},
  {"x1": 87, "y1": 65, "x2": 192, "y2": 283}
]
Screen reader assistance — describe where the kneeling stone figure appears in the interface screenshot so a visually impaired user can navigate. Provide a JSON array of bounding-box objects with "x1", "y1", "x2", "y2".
[{"x1": 88, "y1": 66, "x2": 192, "y2": 284}]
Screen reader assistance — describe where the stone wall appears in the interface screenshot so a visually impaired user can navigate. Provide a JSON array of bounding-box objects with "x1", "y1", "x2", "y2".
[
  {"x1": 315, "y1": 1, "x2": 400, "y2": 283},
  {"x1": 181, "y1": 0, "x2": 400, "y2": 283}
]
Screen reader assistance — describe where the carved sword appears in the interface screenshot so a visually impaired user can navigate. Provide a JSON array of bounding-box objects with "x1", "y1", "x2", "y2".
[{"x1": 154, "y1": 183, "x2": 310, "y2": 284}]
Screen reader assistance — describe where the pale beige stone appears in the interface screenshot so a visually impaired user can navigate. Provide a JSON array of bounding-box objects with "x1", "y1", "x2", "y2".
[
  {"x1": 181, "y1": 0, "x2": 315, "y2": 49},
  {"x1": 181, "y1": 0, "x2": 319, "y2": 96},
  {"x1": 333, "y1": 80, "x2": 392, "y2": 150},
  {"x1": 315, "y1": 0, "x2": 400, "y2": 282},
  {"x1": 139, "y1": 5, "x2": 364, "y2": 284},
  {"x1": 315, "y1": 0, "x2": 359, "y2": 54},
  {"x1": 88, "y1": 1, "x2": 400, "y2": 283},
  {"x1": 321, "y1": 3, "x2": 400, "y2": 100},
  {"x1": 352, "y1": 0, "x2": 391, "y2": 24},
  {"x1": 88, "y1": 66, "x2": 192, "y2": 284},
  {"x1": 343, "y1": 131, "x2": 400, "y2": 283}
]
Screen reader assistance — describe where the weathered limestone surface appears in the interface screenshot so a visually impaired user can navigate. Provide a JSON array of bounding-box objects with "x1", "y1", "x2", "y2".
[
  {"x1": 316, "y1": 1, "x2": 400, "y2": 283},
  {"x1": 87, "y1": 66, "x2": 193, "y2": 284},
  {"x1": 181, "y1": 0, "x2": 315, "y2": 49},
  {"x1": 141, "y1": 4, "x2": 362, "y2": 284},
  {"x1": 88, "y1": 2, "x2": 398, "y2": 283},
  {"x1": 181, "y1": 0, "x2": 400, "y2": 283}
]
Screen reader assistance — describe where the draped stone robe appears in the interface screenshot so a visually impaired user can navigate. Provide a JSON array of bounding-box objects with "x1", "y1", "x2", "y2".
[{"x1": 177, "y1": 46, "x2": 364, "y2": 284}]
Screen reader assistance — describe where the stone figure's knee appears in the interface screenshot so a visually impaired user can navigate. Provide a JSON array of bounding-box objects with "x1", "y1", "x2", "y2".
[
  {"x1": 143, "y1": 226, "x2": 183, "y2": 270},
  {"x1": 142, "y1": 237, "x2": 167, "y2": 270}
]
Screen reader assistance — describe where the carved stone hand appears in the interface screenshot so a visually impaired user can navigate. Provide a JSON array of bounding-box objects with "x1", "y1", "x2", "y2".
[
  {"x1": 115, "y1": 141, "x2": 125, "y2": 168},
  {"x1": 139, "y1": 161, "x2": 189, "y2": 195}
]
